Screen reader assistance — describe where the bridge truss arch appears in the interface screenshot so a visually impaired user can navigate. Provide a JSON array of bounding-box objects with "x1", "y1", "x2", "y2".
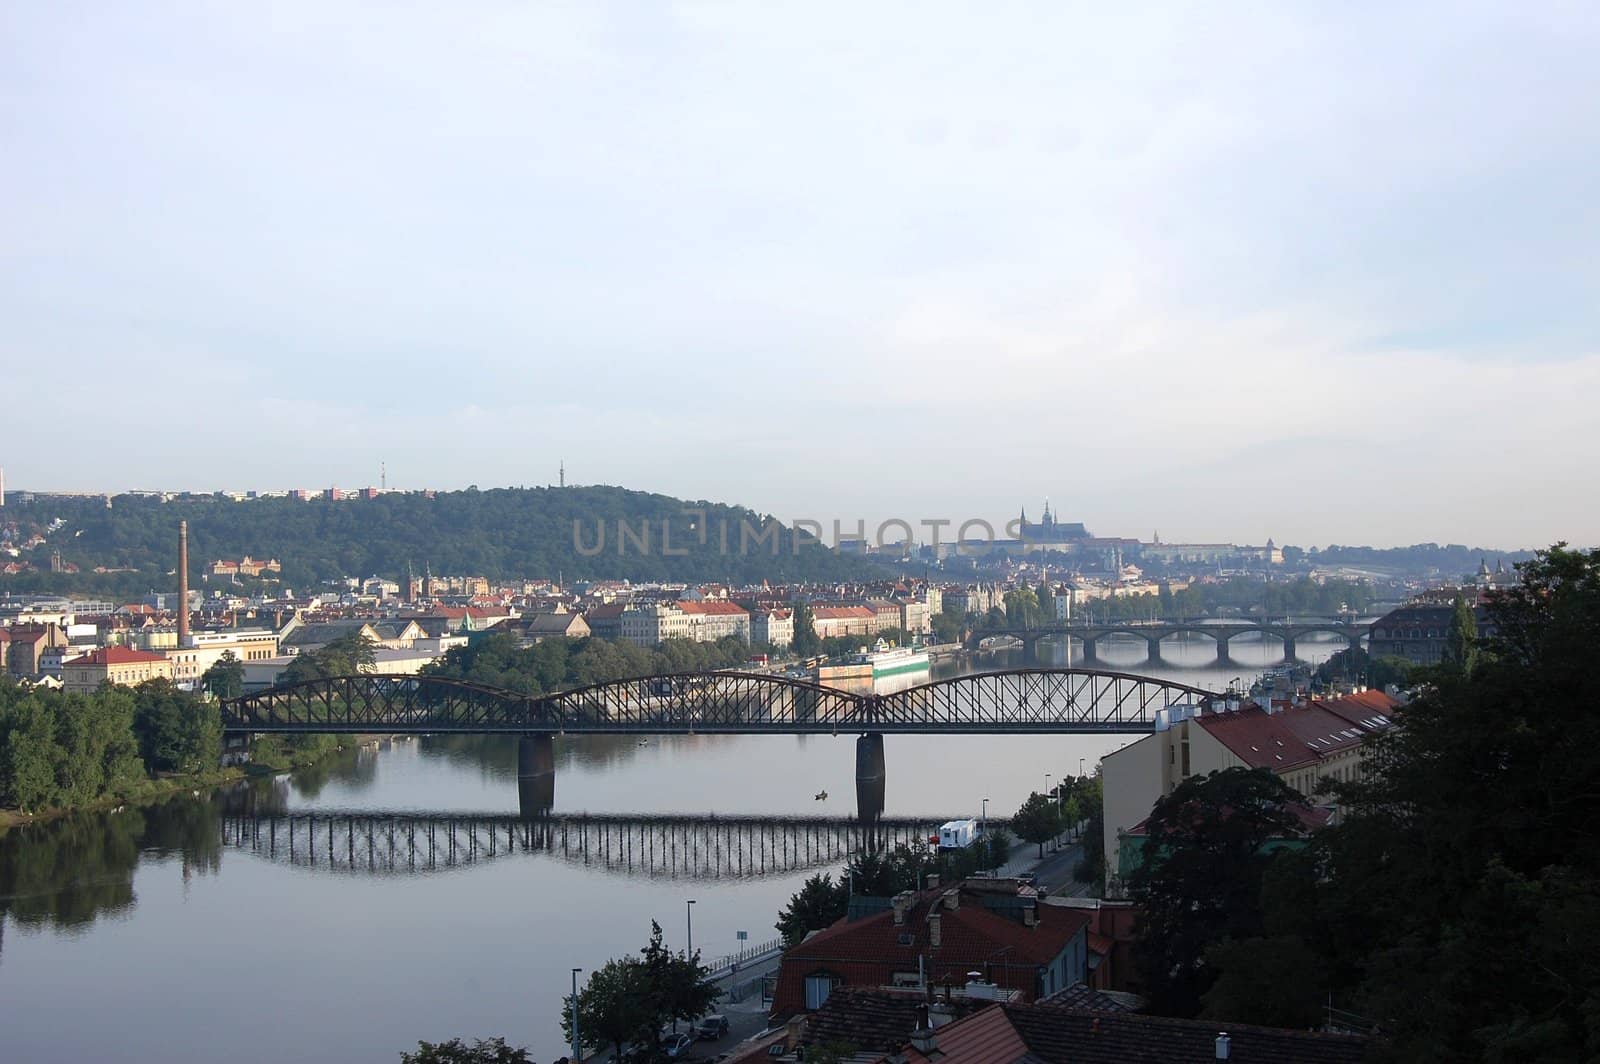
[
  {"x1": 868, "y1": 668, "x2": 1214, "y2": 732},
  {"x1": 223, "y1": 667, "x2": 1216, "y2": 736}
]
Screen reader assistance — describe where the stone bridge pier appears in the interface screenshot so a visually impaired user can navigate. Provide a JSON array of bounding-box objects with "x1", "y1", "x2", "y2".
[
  {"x1": 517, "y1": 733, "x2": 556, "y2": 818},
  {"x1": 1144, "y1": 635, "x2": 1164, "y2": 664},
  {"x1": 1215, "y1": 633, "x2": 1232, "y2": 663}
]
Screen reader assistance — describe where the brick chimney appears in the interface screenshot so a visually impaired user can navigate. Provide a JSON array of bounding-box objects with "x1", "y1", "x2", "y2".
[
  {"x1": 928, "y1": 912, "x2": 941, "y2": 948},
  {"x1": 177, "y1": 521, "x2": 190, "y2": 647}
]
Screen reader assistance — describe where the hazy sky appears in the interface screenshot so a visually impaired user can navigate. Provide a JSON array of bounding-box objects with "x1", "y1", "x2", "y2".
[{"x1": 5, "y1": 4, "x2": 1597, "y2": 549}]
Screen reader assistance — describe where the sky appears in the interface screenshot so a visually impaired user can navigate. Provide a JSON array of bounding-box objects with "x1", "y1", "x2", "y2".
[{"x1": 4, "y1": 3, "x2": 1598, "y2": 550}]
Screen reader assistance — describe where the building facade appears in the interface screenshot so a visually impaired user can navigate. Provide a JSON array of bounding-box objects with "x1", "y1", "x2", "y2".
[{"x1": 63, "y1": 646, "x2": 175, "y2": 692}]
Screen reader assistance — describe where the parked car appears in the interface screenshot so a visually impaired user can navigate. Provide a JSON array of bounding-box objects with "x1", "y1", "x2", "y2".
[
  {"x1": 696, "y1": 1015, "x2": 729, "y2": 1041},
  {"x1": 664, "y1": 1033, "x2": 695, "y2": 1060}
]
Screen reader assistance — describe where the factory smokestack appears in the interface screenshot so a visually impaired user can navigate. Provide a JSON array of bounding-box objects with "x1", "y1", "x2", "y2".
[{"x1": 178, "y1": 521, "x2": 191, "y2": 646}]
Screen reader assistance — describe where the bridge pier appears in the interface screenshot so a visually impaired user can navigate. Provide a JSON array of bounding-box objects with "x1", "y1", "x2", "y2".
[
  {"x1": 1080, "y1": 636, "x2": 1098, "y2": 661},
  {"x1": 517, "y1": 733, "x2": 556, "y2": 818},
  {"x1": 1282, "y1": 637, "x2": 1297, "y2": 662},
  {"x1": 856, "y1": 733, "x2": 885, "y2": 785},
  {"x1": 1216, "y1": 635, "x2": 1231, "y2": 664},
  {"x1": 1144, "y1": 635, "x2": 1164, "y2": 664},
  {"x1": 855, "y1": 732, "x2": 886, "y2": 830}
]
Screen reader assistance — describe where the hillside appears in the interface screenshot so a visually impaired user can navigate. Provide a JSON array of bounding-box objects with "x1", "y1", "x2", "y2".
[{"x1": 0, "y1": 486, "x2": 881, "y2": 594}]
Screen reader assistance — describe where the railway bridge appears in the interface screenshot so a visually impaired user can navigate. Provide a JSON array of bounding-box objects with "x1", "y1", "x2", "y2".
[{"x1": 222, "y1": 667, "x2": 1215, "y2": 817}]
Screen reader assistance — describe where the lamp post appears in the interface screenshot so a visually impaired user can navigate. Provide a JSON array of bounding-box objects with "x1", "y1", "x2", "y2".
[
  {"x1": 686, "y1": 899, "x2": 696, "y2": 960},
  {"x1": 570, "y1": 967, "x2": 582, "y2": 1062},
  {"x1": 1044, "y1": 774, "x2": 1054, "y2": 850},
  {"x1": 981, "y1": 797, "x2": 990, "y2": 873}
]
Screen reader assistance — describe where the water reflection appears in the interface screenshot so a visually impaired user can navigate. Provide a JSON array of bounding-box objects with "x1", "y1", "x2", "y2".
[{"x1": 217, "y1": 807, "x2": 938, "y2": 881}]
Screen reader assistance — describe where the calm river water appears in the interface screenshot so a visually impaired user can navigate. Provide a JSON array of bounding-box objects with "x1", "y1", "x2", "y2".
[{"x1": 0, "y1": 634, "x2": 1341, "y2": 1063}]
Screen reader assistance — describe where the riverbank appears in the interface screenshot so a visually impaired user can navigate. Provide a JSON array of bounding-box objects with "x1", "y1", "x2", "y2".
[{"x1": 0, "y1": 734, "x2": 382, "y2": 834}]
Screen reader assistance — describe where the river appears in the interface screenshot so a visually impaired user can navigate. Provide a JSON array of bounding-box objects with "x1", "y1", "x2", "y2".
[{"x1": 0, "y1": 634, "x2": 1344, "y2": 1063}]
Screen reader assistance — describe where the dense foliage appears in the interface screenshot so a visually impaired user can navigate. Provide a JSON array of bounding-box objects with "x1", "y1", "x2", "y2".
[
  {"x1": 399, "y1": 1038, "x2": 531, "y2": 1064},
  {"x1": 1131, "y1": 547, "x2": 1600, "y2": 1061},
  {"x1": 422, "y1": 632, "x2": 757, "y2": 696},
  {"x1": 1010, "y1": 791, "x2": 1064, "y2": 857},
  {"x1": 1, "y1": 486, "x2": 880, "y2": 592},
  {"x1": 0, "y1": 679, "x2": 222, "y2": 811},
  {"x1": 561, "y1": 921, "x2": 717, "y2": 1060},
  {"x1": 776, "y1": 872, "x2": 850, "y2": 945},
  {"x1": 1125, "y1": 767, "x2": 1307, "y2": 1016}
]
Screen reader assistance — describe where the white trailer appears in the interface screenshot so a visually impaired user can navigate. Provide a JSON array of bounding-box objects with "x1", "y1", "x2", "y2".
[{"x1": 938, "y1": 818, "x2": 979, "y2": 849}]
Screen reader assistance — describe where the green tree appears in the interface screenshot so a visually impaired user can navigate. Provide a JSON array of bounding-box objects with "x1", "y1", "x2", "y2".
[
  {"x1": 791, "y1": 601, "x2": 821, "y2": 657},
  {"x1": 0, "y1": 694, "x2": 61, "y2": 810},
  {"x1": 1003, "y1": 587, "x2": 1042, "y2": 628},
  {"x1": 1445, "y1": 591, "x2": 1479, "y2": 674},
  {"x1": 777, "y1": 872, "x2": 849, "y2": 945},
  {"x1": 201, "y1": 651, "x2": 244, "y2": 700},
  {"x1": 638, "y1": 921, "x2": 718, "y2": 1049},
  {"x1": 1292, "y1": 546, "x2": 1600, "y2": 1060},
  {"x1": 132, "y1": 680, "x2": 221, "y2": 774},
  {"x1": 1126, "y1": 767, "x2": 1305, "y2": 1017},
  {"x1": 982, "y1": 827, "x2": 1011, "y2": 871},
  {"x1": 400, "y1": 1038, "x2": 532, "y2": 1063},
  {"x1": 1010, "y1": 791, "x2": 1063, "y2": 858},
  {"x1": 562, "y1": 957, "x2": 653, "y2": 1061},
  {"x1": 1035, "y1": 580, "x2": 1054, "y2": 622}
]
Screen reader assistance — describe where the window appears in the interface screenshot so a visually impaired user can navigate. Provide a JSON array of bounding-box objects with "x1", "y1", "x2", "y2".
[{"x1": 804, "y1": 974, "x2": 837, "y2": 1010}]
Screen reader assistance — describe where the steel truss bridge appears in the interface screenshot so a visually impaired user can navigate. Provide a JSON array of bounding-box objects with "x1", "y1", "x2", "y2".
[
  {"x1": 219, "y1": 810, "x2": 956, "y2": 881},
  {"x1": 220, "y1": 667, "x2": 1216, "y2": 737}
]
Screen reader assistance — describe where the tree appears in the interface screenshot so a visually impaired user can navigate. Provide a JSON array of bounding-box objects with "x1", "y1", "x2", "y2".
[
  {"x1": 1035, "y1": 580, "x2": 1054, "y2": 622},
  {"x1": 980, "y1": 828, "x2": 1011, "y2": 871},
  {"x1": 1126, "y1": 767, "x2": 1306, "y2": 1017},
  {"x1": 1199, "y1": 935, "x2": 1328, "y2": 1029},
  {"x1": 777, "y1": 872, "x2": 849, "y2": 945},
  {"x1": 1445, "y1": 591, "x2": 1479, "y2": 674},
  {"x1": 131, "y1": 681, "x2": 221, "y2": 775},
  {"x1": 1010, "y1": 791, "x2": 1063, "y2": 858},
  {"x1": 1003, "y1": 588, "x2": 1042, "y2": 628},
  {"x1": 638, "y1": 921, "x2": 718, "y2": 1048},
  {"x1": 562, "y1": 957, "x2": 653, "y2": 1061},
  {"x1": 201, "y1": 651, "x2": 243, "y2": 700},
  {"x1": 1292, "y1": 546, "x2": 1600, "y2": 1059},
  {"x1": 790, "y1": 600, "x2": 821, "y2": 657},
  {"x1": 400, "y1": 1038, "x2": 532, "y2": 1063}
]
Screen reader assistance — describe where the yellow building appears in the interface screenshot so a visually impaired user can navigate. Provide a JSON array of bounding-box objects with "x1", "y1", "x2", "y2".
[{"x1": 63, "y1": 647, "x2": 175, "y2": 693}]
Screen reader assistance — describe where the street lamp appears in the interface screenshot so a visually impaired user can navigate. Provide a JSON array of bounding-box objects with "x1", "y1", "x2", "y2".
[
  {"x1": 570, "y1": 967, "x2": 583, "y2": 1062},
  {"x1": 981, "y1": 797, "x2": 990, "y2": 872},
  {"x1": 686, "y1": 899, "x2": 697, "y2": 960}
]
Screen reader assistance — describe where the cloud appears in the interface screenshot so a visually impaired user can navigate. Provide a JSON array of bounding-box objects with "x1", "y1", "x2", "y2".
[{"x1": 1, "y1": 3, "x2": 1596, "y2": 548}]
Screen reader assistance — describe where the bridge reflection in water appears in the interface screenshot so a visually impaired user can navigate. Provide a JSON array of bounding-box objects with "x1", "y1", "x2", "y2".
[{"x1": 219, "y1": 807, "x2": 937, "y2": 881}]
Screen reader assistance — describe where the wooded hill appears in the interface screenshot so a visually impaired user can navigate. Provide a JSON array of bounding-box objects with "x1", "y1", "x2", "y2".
[{"x1": 1, "y1": 486, "x2": 880, "y2": 593}]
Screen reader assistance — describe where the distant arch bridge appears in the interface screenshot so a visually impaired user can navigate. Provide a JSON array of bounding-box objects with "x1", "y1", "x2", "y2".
[{"x1": 970, "y1": 618, "x2": 1369, "y2": 663}]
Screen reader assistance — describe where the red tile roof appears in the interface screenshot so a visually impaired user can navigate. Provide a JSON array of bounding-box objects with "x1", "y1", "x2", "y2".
[
  {"x1": 66, "y1": 646, "x2": 168, "y2": 667},
  {"x1": 772, "y1": 885, "x2": 1090, "y2": 1017},
  {"x1": 898, "y1": 1000, "x2": 1371, "y2": 1064},
  {"x1": 1195, "y1": 693, "x2": 1396, "y2": 772}
]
